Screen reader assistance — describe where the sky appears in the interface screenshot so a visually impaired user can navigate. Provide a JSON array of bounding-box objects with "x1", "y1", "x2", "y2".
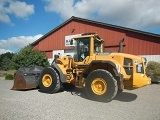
[{"x1": 0, "y1": 0, "x2": 160, "y2": 54}]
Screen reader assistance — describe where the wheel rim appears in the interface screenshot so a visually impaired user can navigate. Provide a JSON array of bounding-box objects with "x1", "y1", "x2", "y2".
[
  {"x1": 91, "y1": 78, "x2": 107, "y2": 95},
  {"x1": 42, "y1": 74, "x2": 52, "y2": 87}
]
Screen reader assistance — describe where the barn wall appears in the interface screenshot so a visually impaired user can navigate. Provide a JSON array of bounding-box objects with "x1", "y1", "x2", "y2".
[
  {"x1": 124, "y1": 31, "x2": 160, "y2": 55},
  {"x1": 33, "y1": 19, "x2": 160, "y2": 59}
]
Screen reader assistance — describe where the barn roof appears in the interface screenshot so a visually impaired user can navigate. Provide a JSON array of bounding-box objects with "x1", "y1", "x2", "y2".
[{"x1": 31, "y1": 16, "x2": 160, "y2": 46}]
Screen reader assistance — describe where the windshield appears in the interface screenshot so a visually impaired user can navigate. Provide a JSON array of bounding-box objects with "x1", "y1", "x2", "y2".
[{"x1": 73, "y1": 37, "x2": 90, "y2": 62}]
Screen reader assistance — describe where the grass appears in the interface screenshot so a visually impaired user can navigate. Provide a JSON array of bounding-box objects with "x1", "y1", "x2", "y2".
[{"x1": 0, "y1": 70, "x2": 16, "y2": 77}]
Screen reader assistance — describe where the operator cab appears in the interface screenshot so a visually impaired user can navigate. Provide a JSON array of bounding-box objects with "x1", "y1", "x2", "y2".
[{"x1": 71, "y1": 33, "x2": 103, "y2": 62}]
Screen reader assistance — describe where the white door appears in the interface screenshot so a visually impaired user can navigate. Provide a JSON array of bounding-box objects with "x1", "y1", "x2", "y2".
[{"x1": 52, "y1": 50, "x2": 64, "y2": 59}]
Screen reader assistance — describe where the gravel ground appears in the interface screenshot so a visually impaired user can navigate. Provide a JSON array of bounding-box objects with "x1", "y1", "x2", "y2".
[{"x1": 0, "y1": 78, "x2": 160, "y2": 120}]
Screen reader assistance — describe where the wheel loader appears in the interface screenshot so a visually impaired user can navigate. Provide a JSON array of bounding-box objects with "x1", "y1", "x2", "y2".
[{"x1": 12, "y1": 33, "x2": 151, "y2": 102}]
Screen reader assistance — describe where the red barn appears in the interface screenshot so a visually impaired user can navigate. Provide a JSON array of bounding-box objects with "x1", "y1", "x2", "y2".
[{"x1": 31, "y1": 16, "x2": 160, "y2": 63}]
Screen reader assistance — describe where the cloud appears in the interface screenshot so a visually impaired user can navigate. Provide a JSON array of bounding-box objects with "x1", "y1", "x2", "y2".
[
  {"x1": 0, "y1": 13, "x2": 11, "y2": 24},
  {"x1": 0, "y1": 49, "x2": 13, "y2": 55},
  {"x1": 9, "y1": 1, "x2": 34, "y2": 18},
  {"x1": 44, "y1": 0, "x2": 160, "y2": 29},
  {"x1": 0, "y1": 0, "x2": 34, "y2": 24},
  {"x1": 0, "y1": 34, "x2": 43, "y2": 54}
]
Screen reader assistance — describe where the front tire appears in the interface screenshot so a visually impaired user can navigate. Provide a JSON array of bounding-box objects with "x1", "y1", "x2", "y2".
[
  {"x1": 39, "y1": 67, "x2": 61, "y2": 93},
  {"x1": 85, "y1": 69, "x2": 118, "y2": 102}
]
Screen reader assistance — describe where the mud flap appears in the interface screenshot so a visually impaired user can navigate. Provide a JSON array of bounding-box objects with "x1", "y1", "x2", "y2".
[{"x1": 11, "y1": 66, "x2": 44, "y2": 90}]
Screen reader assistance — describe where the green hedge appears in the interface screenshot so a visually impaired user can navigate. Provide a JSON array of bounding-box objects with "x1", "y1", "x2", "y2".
[
  {"x1": 5, "y1": 74, "x2": 14, "y2": 80},
  {"x1": 146, "y1": 61, "x2": 160, "y2": 82}
]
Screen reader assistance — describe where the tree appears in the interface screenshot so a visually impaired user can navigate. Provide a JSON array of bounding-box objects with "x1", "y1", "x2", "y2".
[
  {"x1": 11, "y1": 45, "x2": 49, "y2": 70},
  {"x1": 0, "y1": 52, "x2": 14, "y2": 70},
  {"x1": 1, "y1": 57, "x2": 11, "y2": 70}
]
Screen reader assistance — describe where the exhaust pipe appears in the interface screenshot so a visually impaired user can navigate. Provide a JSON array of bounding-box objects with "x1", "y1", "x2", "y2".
[{"x1": 118, "y1": 38, "x2": 124, "y2": 53}]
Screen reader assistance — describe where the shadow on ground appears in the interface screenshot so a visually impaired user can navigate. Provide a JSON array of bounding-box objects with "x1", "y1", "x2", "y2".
[
  {"x1": 13, "y1": 83, "x2": 137, "y2": 102},
  {"x1": 11, "y1": 88, "x2": 39, "y2": 91},
  {"x1": 114, "y1": 92, "x2": 137, "y2": 102},
  {"x1": 65, "y1": 86, "x2": 137, "y2": 103}
]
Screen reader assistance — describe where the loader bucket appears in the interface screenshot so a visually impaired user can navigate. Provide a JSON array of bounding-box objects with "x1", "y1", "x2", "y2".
[{"x1": 11, "y1": 66, "x2": 44, "y2": 90}]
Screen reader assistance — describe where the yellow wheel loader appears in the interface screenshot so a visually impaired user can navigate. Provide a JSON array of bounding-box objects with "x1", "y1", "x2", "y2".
[{"x1": 12, "y1": 33, "x2": 151, "y2": 102}]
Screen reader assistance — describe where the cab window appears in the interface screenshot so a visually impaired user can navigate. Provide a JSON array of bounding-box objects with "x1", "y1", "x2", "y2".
[
  {"x1": 94, "y1": 40, "x2": 101, "y2": 53},
  {"x1": 123, "y1": 58, "x2": 133, "y2": 75},
  {"x1": 136, "y1": 63, "x2": 144, "y2": 73}
]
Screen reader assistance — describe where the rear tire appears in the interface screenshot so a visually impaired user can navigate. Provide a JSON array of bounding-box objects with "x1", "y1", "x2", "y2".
[
  {"x1": 85, "y1": 69, "x2": 118, "y2": 102},
  {"x1": 39, "y1": 67, "x2": 61, "y2": 93}
]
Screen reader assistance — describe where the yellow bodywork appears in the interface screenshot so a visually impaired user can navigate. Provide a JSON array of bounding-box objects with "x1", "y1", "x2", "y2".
[
  {"x1": 55, "y1": 33, "x2": 151, "y2": 90},
  {"x1": 56, "y1": 52, "x2": 151, "y2": 90},
  {"x1": 97, "y1": 53, "x2": 151, "y2": 89}
]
